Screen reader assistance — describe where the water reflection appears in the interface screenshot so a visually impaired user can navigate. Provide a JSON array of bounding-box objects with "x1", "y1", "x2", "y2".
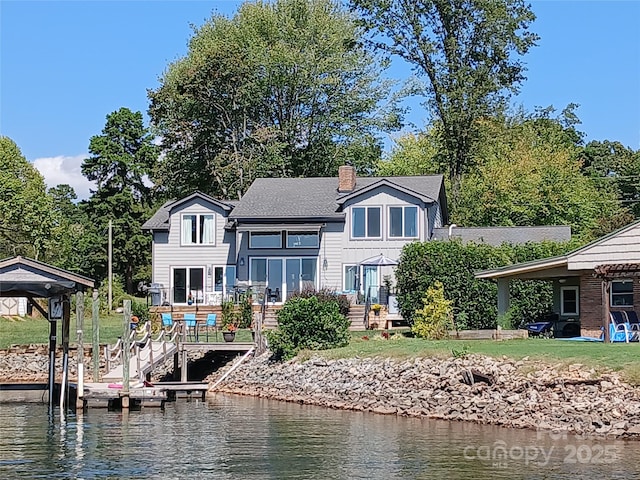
[{"x1": 0, "y1": 395, "x2": 639, "y2": 479}]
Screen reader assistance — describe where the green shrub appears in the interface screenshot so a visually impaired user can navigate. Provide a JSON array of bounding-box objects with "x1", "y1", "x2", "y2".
[
  {"x1": 411, "y1": 281, "x2": 453, "y2": 340},
  {"x1": 287, "y1": 287, "x2": 351, "y2": 316},
  {"x1": 267, "y1": 296, "x2": 350, "y2": 361},
  {"x1": 131, "y1": 300, "x2": 150, "y2": 324}
]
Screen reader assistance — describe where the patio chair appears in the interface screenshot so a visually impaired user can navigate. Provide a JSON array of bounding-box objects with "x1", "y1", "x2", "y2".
[
  {"x1": 609, "y1": 311, "x2": 637, "y2": 343},
  {"x1": 624, "y1": 311, "x2": 640, "y2": 332},
  {"x1": 161, "y1": 313, "x2": 173, "y2": 329},
  {"x1": 203, "y1": 313, "x2": 218, "y2": 342},
  {"x1": 183, "y1": 313, "x2": 197, "y2": 341}
]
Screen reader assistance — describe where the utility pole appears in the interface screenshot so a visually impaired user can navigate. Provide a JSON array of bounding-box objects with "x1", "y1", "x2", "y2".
[{"x1": 108, "y1": 219, "x2": 113, "y2": 312}]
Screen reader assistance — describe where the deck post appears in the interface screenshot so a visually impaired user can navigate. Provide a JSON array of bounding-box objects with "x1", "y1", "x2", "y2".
[
  {"x1": 121, "y1": 300, "x2": 131, "y2": 409},
  {"x1": 602, "y1": 280, "x2": 611, "y2": 343},
  {"x1": 76, "y1": 291, "x2": 84, "y2": 410},
  {"x1": 92, "y1": 290, "x2": 100, "y2": 382},
  {"x1": 47, "y1": 318, "x2": 57, "y2": 414},
  {"x1": 60, "y1": 294, "x2": 71, "y2": 414}
]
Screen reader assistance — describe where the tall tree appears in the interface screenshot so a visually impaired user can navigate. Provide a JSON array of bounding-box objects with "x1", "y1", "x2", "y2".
[
  {"x1": 456, "y1": 116, "x2": 620, "y2": 239},
  {"x1": 579, "y1": 140, "x2": 640, "y2": 220},
  {"x1": 149, "y1": 0, "x2": 399, "y2": 199},
  {"x1": 81, "y1": 108, "x2": 158, "y2": 293},
  {"x1": 351, "y1": 0, "x2": 538, "y2": 206},
  {"x1": 378, "y1": 110, "x2": 622, "y2": 239},
  {"x1": 0, "y1": 137, "x2": 54, "y2": 259}
]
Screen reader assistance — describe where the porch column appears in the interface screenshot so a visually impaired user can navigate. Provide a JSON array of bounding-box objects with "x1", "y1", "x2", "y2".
[
  {"x1": 602, "y1": 280, "x2": 611, "y2": 343},
  {"x1": 497, "y1": 278, "x2": 510, "y2": 317}
]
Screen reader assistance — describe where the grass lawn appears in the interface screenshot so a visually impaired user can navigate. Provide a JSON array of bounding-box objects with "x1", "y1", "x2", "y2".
[
  {"x1": 0, "y1": 313, "x2": 132, "y2": 349},
  {"x1": 0, "y1": 313, "x2": 255, "y2": 349},
  {"x1": 3, "y1": 317, "x2": 640, "y2": 384}
]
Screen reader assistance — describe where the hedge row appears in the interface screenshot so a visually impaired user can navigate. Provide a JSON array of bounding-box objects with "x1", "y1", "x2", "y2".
[{"x1": 395, "y1": 240, "x2": 577, "y2": 330}]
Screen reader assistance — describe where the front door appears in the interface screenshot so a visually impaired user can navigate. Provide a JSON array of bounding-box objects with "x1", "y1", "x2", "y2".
[{"x1": 363, "y1": 266, "x2": 379, "y2": 303}]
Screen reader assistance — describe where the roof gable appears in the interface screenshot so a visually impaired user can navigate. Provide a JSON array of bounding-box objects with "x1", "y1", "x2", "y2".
[
  {"x1": 229, "y1": 174, "x2": 446, "y2": 221},
  {"x1": 0, "y1": 256, "x2": 94, "y2": 297},
  {"x1": 143, "y1": 192, "x2": 234, "y2": 231},
  {"x1": 336, "y1": 178, "x2": 439, "y2": 206}
]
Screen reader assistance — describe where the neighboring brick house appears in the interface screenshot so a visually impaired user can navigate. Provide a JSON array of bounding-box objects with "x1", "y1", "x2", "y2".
[{"x1": 476, "y1": 219, "x2": 640, "y2": 336}]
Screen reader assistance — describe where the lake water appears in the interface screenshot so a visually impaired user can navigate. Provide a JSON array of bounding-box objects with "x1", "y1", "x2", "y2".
[{"x1": 1, "y1": 395, "x2": 639, "y2": 479}]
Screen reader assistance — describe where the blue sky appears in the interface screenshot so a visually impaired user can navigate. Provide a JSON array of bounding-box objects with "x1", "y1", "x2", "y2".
[{"x1": 1, "y1": 0, "x2": 639, "y2": 199}]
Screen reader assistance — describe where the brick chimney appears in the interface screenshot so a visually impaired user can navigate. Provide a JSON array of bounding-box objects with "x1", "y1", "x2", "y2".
[{"x1": 338, "y1": 164, "x2": 356, "y2": 192}]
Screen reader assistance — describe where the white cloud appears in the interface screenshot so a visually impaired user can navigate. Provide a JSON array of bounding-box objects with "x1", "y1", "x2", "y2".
[{"x1": 32, "y1": 154, "x2": 96, "y2": 201}]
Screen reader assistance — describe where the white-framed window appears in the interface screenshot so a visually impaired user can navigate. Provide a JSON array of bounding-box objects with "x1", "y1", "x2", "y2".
[
  {"x1": 560, "y1": 286, "x2": 579, "y2": 315},
  {"x1": 286, "y1": 231, "x2": 319, "y2": 248},
  {"x1": 181, "y1": 214, "x2": 215, "y2": 245},
  {"x1": 351, "y1": 206, "x2": 381, "y2": 239},
  {"x1": 249, "y1": 232, "x2": 282, "y2": 249},
  {"x1": 344, "y1": 265, "x2": 359, "y2": 291},
  {"x1": 611, "y1": 280, "x2": 634, "y2": 307},
  {"x1": 389, "y1": 206, "x2": 418, "y2": 238}
]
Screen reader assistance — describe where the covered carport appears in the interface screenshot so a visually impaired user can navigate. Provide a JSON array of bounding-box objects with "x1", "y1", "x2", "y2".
[
  {"x1": 0, "y1": 256, "x2": 94, "y2": 413},
  {"x1": 476, "y1": 219, "x2": 640, "y2": 343}
]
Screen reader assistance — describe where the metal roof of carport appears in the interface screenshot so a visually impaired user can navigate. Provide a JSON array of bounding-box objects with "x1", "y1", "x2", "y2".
[{"x1": 0, "y1": 256, "x2": 94, "y2": 297}]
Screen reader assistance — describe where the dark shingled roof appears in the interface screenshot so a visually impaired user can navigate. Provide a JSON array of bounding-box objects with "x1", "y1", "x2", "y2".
[
  {"x1": 432, "y1": 225, "x2": 572, "y2": 246},
  {"x1": 229, "y1": 175, "x2": 445, "y2": 220}
]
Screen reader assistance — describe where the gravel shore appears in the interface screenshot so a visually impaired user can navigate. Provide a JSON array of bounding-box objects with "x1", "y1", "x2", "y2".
[{"x1": 208, "y1": 353, "x2": 640, "y2": 440}]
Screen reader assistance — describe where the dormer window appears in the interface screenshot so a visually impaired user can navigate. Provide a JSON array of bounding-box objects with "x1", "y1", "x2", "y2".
[{"x1": 181, "y1": 214, "x2": 215, "y2": 245}]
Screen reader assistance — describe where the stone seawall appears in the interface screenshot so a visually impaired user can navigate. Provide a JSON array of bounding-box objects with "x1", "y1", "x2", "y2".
[{"x1": 209, "y1": 354, "x2": 640, "y2": 440}]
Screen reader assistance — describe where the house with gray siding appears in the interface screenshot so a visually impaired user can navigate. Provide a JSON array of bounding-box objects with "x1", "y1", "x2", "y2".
[
  {"x1": 143, "y1": 165, "x2": 447, "y2": 306},
  {"x1": 142, "y1": 164, "x2": 572, "y2": 311}
]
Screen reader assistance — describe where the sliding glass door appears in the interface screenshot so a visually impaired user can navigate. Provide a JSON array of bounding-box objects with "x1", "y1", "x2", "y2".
[{"x1": 250, "y1": 257, "x2": 317, "y2": 301}]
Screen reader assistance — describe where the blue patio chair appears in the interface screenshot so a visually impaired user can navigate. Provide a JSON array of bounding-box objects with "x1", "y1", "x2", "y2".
[
  {"x1": 609, "y1": 311, "x2": 637, "y2": 342},
  {"x1": 203, "y1": 313, "x2": 218, "y2": 342},
  {"x1": 161, "y1": 313, "x2": 173, "y2": 329},
  {"x1": 624, "y1": 311, "x2": 640, "y2": 332},
  {"x1": 183, "y1": 313, "x2": 197, "y2": 341}
]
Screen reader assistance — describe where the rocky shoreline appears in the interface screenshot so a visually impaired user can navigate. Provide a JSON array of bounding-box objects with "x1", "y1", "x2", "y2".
[
  {"x1": 208, "y1": 353, "x2": 640, "y2": 440},
  {"x1": 4, "y1": 346, "x2": 640, "y2": 440}
]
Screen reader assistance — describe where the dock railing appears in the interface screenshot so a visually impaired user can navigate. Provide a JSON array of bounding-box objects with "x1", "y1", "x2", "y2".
[{"x1": 105, "y1": 322, "x2": 181, "y2": 381}]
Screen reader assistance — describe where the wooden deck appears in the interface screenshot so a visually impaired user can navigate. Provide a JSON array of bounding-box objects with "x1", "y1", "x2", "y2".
[{"x1": 81, "y1": 381, "x2": 212, "y2": 409}]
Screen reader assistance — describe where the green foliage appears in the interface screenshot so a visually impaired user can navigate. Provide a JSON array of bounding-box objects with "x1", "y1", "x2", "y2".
[
  {"x1": 287, "y1": 287, "x2": 351, "y2": 317},
  {"x1": 267, "y1": 295, "x2": 350, "y2": 360},
  {"x1": 455, "y1": 114, "x2": 620, "y2": 240},
  {"x1": 0, "y1": 136, "x2": 55, "y2": 260},
  {"x1": 396, "y1": 240, "x2": 577, "y2": 329},
  {"x1": 411, "y1": 281, "x2": 453, "y2": 340},
  {"x1": 81, "y1": 108, "x2": 158, "y2": 293},
  {"x1": 378, "y1": 112, "x2": 622, "y2": 239},
  {"x1": 451, "y1": 344, "x2": 470, "y2": 359},
  {"x1": 221, "y1": 299, "x2": 237, "y2": 330},
  {"x1": 131, "y1": 300, "x2": 150, "y2": 324},
  {"x1": 149, "y1": 0, "x2": 399, "y2": 199},
  {"x1": 238, "y1": 293, "x2": 253, "y2": 329},
  {"x1": 353, "y1": 0, "x2": 539, "y2": 207},
  {"x1": 97, "y1": 275, "x2": 131, "y2": 312},
  {"x1": 578, "y1": 139, "x2": 640, "y2": 226}
]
